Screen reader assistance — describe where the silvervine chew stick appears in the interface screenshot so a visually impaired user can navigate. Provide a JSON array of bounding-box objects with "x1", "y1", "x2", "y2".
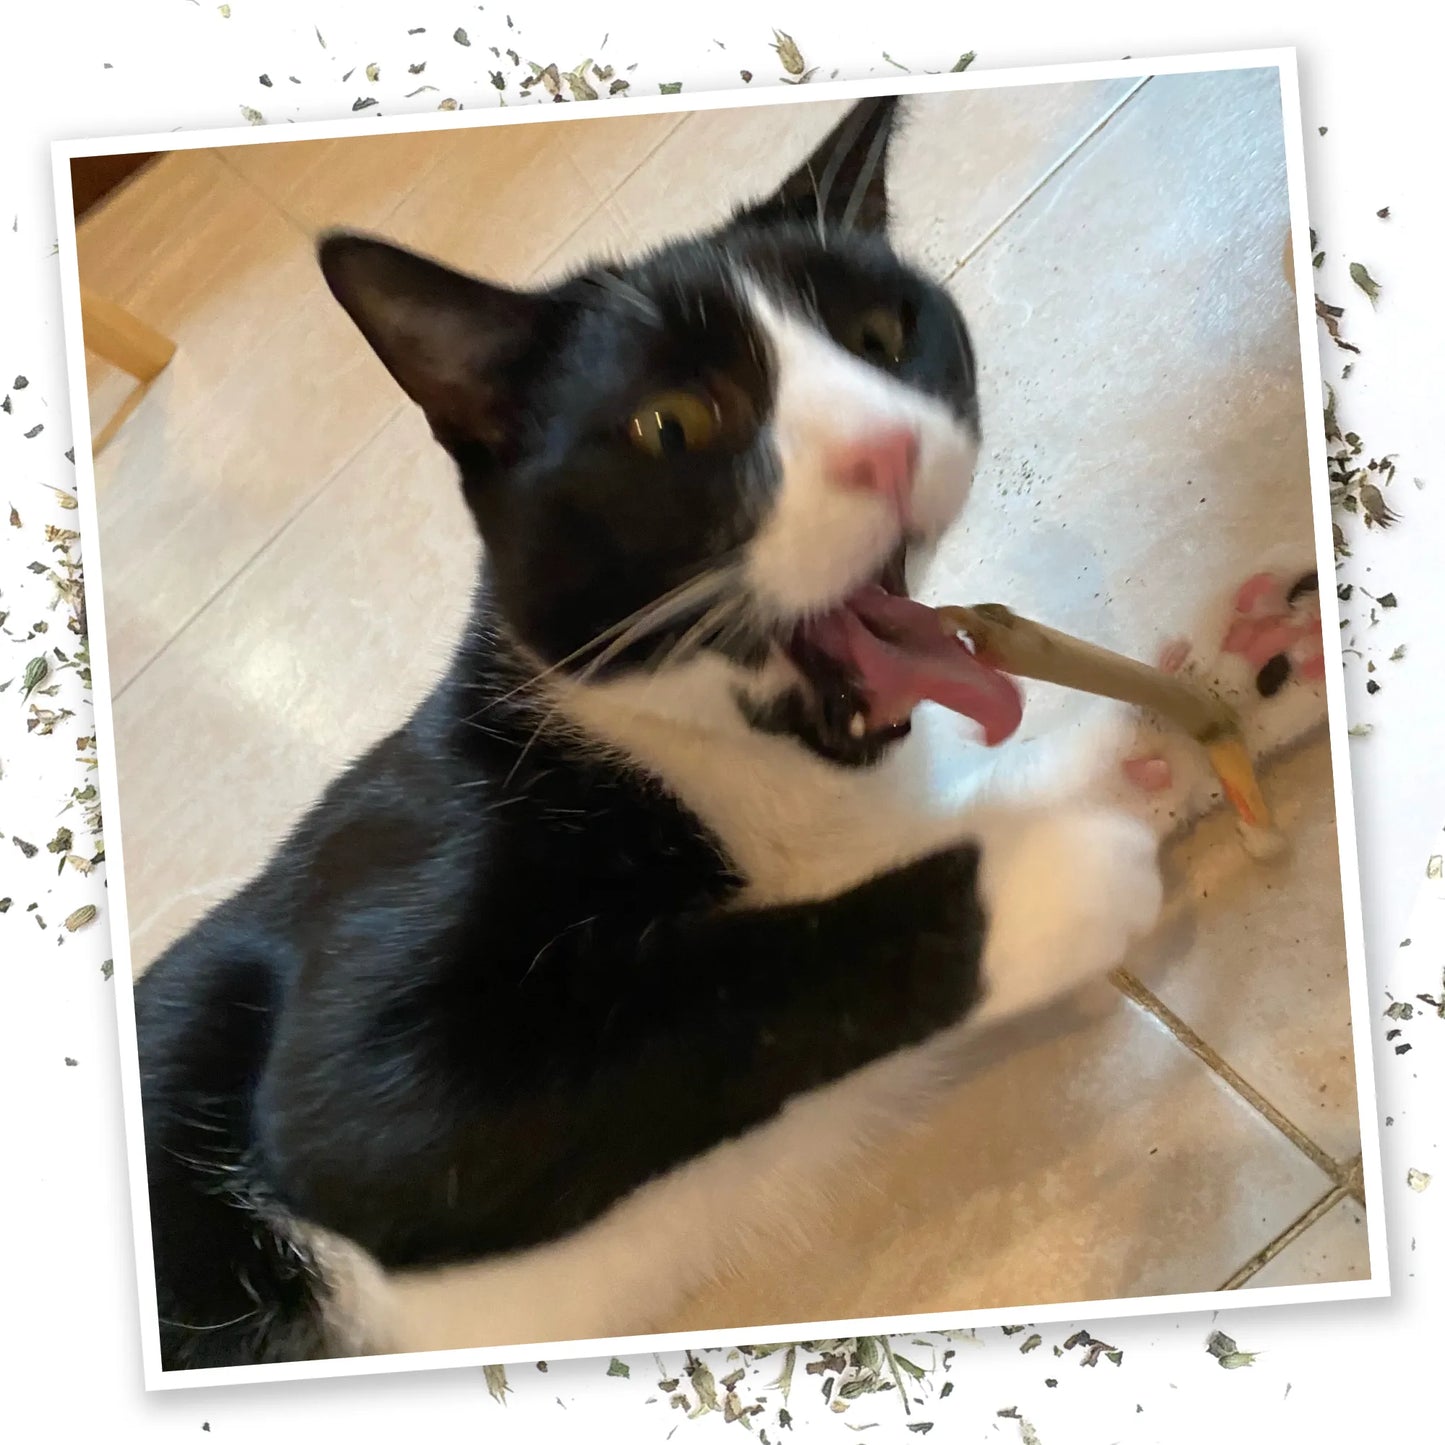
[{"x1": 936, "y1": 603, "x2": 1284, "y2": 856}]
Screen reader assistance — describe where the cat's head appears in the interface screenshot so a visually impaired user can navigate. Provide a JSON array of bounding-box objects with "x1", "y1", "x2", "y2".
[{"x1": 320, "y1": 97, "x2": 1016, "y2": 767}]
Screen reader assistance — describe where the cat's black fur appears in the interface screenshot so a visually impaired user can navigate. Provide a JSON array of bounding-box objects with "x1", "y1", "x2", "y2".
[{"x1": 135, "y1": 96, "x2": 991, "y2": 1370}]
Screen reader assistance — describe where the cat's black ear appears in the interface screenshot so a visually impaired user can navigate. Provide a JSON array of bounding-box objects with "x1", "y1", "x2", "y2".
[
  {"x1": 733, "y1": 96, "x2": 900, "y2": 236},
  {"x1": 318, "y1": 231, "x2": 553, "y2": 457}
]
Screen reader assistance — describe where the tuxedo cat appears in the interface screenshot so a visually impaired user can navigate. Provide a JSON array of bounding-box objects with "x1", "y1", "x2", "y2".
[{"x1": 133, "y1": 96, "x2": 1327, "y2": 1369}]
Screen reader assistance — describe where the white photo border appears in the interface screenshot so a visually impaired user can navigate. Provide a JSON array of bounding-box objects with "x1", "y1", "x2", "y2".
[{"x1": 50, "y1": 44, "x2": 1389, "y2": 1393}]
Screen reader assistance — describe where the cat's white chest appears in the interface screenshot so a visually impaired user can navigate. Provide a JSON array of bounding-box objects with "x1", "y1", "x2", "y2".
[{"x1": 561, "y1": 678, "x2": 974, "y2": 903}]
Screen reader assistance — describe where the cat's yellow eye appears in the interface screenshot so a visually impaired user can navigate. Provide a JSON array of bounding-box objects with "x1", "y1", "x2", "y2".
[
  {"x1": 627, "y1": 389, "x2": 722, "y2": 458},
  {"x1": 845, "y1": 306, "x2": 908, "y2": 366}
]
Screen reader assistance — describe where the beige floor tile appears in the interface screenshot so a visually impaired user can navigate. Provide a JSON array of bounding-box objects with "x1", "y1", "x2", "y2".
[
  {"x1": 609, "y1": 98, "x2": 854, "y2": 243},
  {"x1": 890, "y1": 79, "x2": 1145, "y2": 277},
  {"x1": 115, "y1": 403, "x2": 477, "y2": 973},
  {"x1": 924, "y1": 67, "x2": 1308, "y2": 653},
  {"x1": 216, "y1": 129, "x2": 452, "y2": 235},
  {"x1": 663, "y1": 989, "x2": 1331, "y2": 1332},
  {"x1": 76, "y1": 149, "x2": 237, "y2": 306},
  {"x1": 95, "y1": 278, "x2": 405, "y2": 693},
  {"x1": 1138, "y1": 740, "x2": 1358, "y2": 1162},
  {"x1": 378, "y1": 120, "x2": 604, "y2": 284},
  {"x1": 1243, "y1": 1196, "x2": 1370, "y2": 1288}
]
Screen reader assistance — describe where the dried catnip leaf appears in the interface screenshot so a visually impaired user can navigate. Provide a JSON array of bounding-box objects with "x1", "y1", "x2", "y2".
[
  {"x1": 1358, "y1": 482, "x2": 1399, "y2": 528},
  {"x1": 64, "y1": 904, "x2": 97, "y2": 932},
  {"x1": 483, "y1": 1363, "x2": 510, "y2": 1401},
  {"x1": 366, "y1": 63, "x2": 380, "y2": 83},
  {"x1": 565, "y1": 64, "x2": 598, "y2": 101},
  {"x1": 1349, "y1": 262, "x2": 1381, "y2": 305},
  {"x1": 1407, "y1": 1168, "x2": 1431, "y2": 1191},
  {"x1": 687, "y1": 1358, "x2": 719, "y2": 1415},
  {"x1": 240, "y1": 105, "x2": 264, "y2": 125},
  {"x1": 773, "y1": 29, "x2": 806, "y2": 75},
  {"x1": 740, "y1": 69, "x2": 753, "y2": 82},
  {"x1": 21, "y1": 655, "x2": 48, "y2": 700},
  {"x1": 258, "y1": 74, "x2": 272, "y2": 87},
  {"x1": 9, "y1": 505, "x2": 19, "y2": 527},
  {"x1": 659, "y1": 81, "x2": 682, "y2": 94},
  {"x1": 1426, "y1": 854, "x2": 1442, "y2": 881},
  {"x1": 607, "y1": 1358, "x2": 630, "y2": 1377},
  {"x1": 454, "y1": 28, "x2": 471, "y2": 46},
  {"x1": 952, "y1": 52, "x2": 977, "y2": 71}
]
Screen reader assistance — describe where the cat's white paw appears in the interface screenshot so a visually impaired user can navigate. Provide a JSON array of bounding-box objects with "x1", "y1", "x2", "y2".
[
  {"x1": 1111, "y1": 548, "x2": 1329, "y2": 838},
  {"x1": 973, "y1": 806, "x2": 1164, "y2": 1024}
]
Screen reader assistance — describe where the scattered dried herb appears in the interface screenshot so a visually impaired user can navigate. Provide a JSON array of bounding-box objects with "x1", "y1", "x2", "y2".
[
  {"x1": 64, "y1": 904, "x2": 97, "y2": 932},
  {"x1": 740, "y1": 69, "x2": 753, "y2": 83},
  {"x1": 101, "y1": 960, "x2": 113, "y2": 980},
  {"x1": 952, "y1": 52, "x2": 977, "y2": 71},
  {"x1": 1377, "y1": 206, "x2": 1391, "y2": 219},
  {"x1": 409, "y1": 62, "x2": 426, "y2": 74},
  {"x1": 258, "y1": 74, "x2": 272, "y2": 87},
  {"x1": 483, "y1": 1363, "x2": 510, "y2": 1402},
  {"x1": 454, "y1": 27, "x2": 471, "y2": 46},
  {"x1": 240, "y1": 105, "x2": 264, "y2": 125},
  {"x1": 1407, "y1": 1168, "x2": 1431, "y2": 1191},
  {"x1": 659, "y1": 81, "x2": 682, "y2": 94},
  {"x1": 366, "y1": 63, "x2": 380, "y2": 83},
  {"x1": 1349, "y1": 261, "x2": 1381, "y2": 306},
  {"x1": 21, "y1": 655, "x2": 49, "y2": 700},
  {"x1": 1206, "y1": 1331, "x2": 1256, "y2": 1369},
  {"x1": 352, "y1": 97, "x2": 378, "y2": 111},
  {"x1": 773, "y1": 30, "x2": 806, "y2": 75},
  {"x1": 607, "y1": 1358, "x2": 631, "y2": 1377}
]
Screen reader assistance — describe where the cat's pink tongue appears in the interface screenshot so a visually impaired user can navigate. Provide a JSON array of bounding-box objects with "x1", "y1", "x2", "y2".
[{"x1": 801, "y1": 588, "x2": 1024, "y2": 746}]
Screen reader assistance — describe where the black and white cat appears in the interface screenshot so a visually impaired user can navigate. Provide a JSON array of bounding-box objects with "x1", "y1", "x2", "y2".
[{"x1": 133, "y1": 96, "x2": 1327, "y2": 1369}]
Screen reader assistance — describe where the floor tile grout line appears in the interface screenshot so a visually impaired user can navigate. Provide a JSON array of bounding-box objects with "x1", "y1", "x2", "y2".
[
  {"x1": 1111, "y1": 968, "x2": 1349, "y2": 1186},
  {"x1": 112, "y1": 398, "x2": 405, "y2": 701},
  {"x1": 1216, "y1": 1183, "x2": 1350, "y2": 1290},
  {"x1": 938, "y1": 76, "x2": 1153, "y2": 287}
]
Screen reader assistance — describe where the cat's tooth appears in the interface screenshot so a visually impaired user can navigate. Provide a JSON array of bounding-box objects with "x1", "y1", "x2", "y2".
[{"x1": 849, "y1": 712, "x2": 866, "y2": 739}]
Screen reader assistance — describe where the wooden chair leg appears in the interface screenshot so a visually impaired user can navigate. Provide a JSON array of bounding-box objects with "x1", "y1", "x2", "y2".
[{"x1": 81, "y1": 287, "x2": 176, "y2": 382}]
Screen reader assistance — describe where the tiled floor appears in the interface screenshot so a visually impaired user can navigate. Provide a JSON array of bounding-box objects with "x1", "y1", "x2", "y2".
[{"x1": 80, "y1": 68, "x2": 1369, "y2": 1337}]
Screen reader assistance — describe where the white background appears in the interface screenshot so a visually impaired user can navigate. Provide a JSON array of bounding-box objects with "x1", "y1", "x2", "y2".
[{"x1": 1, "y1": 2, "x2": 1440, "y2": 1440}]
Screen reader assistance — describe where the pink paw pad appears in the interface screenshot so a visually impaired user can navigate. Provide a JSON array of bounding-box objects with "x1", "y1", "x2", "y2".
[
  {"x1": 1157, "y1": 638, "x2": 1192, "y2": 674},
  {"x1": 1220, "y1": 569, "x2": 1324, "y2": 690},
  {"x1": 1123, "y1": 754, "x2": 1173, "y2": 791}
]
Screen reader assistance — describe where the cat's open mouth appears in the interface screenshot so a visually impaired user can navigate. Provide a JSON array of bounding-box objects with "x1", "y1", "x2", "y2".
[{"x1": 786, "y1": 547, "x2": 1025, "y2": 750}]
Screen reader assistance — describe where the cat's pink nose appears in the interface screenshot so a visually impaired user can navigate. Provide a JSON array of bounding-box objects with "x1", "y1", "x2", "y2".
[{"x1": 827, "y1": 428, "x2": 918, "y2": 516}]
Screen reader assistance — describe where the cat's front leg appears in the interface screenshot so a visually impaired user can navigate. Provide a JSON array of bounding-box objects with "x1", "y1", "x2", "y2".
[{"x1": 965, "y1": 803, "x2": 1165, "y2": 1028}]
